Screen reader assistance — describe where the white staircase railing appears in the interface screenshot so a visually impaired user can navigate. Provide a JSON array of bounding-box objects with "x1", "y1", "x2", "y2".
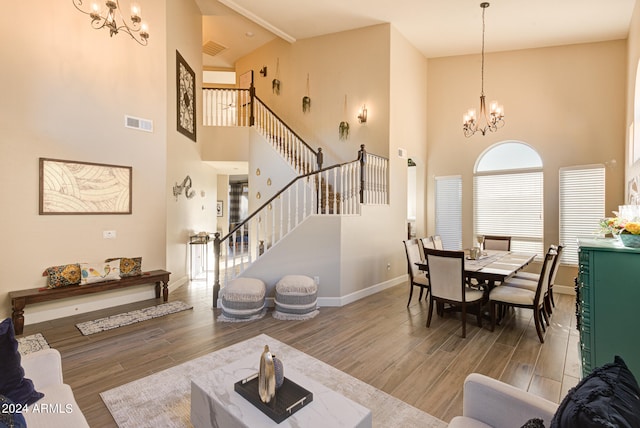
[
  {"x1": 203, "y1": 88, "x2": 251, "y2": 127},
  {"x1": 214, "y1": 159, "x2": 363, "y2": 291},
  {"x1": 253, "y1": 97, "x2": 320, "y2": 175},
  {"x1": 203, "y1": 87, "x2": 389, "y2": 305}
]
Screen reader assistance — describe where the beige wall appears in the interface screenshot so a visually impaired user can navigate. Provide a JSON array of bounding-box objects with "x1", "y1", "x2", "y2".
[
  {"x1": 427, "y1": 40, "x2": 627, "y2": 286},
  {"x1": 0, "y1": 2, "x2": 168, "y2": 322},
  {"x1": 236, "y1": 24, "x2": 392, "y2": 165},
  {"x1": 626, "y1": 1, "x2": 640, "y2": 186},
  {"x1": 390, "y1": 27, "x2": 429, "y2": 238},
  {"x1": 165, "y1": 0, "x2": 219, "y2": 287},
  {"x1": 0, "y1": 0, "x2": 221, "y2": 325},
  {"x1": 236, "y1": 24, "x2": 425, "y2": 295}
]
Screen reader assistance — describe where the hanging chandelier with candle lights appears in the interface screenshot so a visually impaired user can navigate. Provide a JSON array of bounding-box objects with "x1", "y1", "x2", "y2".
[
  {"x1": 73, "y1": 0, "x2": 149, "y2": 45},
  {"x1": 463, "y1": 2, "x2": 504, "y2": 137}
]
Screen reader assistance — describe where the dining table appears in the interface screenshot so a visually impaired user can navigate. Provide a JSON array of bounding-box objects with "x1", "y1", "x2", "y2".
[{"x1": 416, "y1": 249, "x2": 537, "y2": 289}]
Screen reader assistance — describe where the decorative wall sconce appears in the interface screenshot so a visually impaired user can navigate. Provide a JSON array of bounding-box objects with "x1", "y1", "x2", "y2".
[
  {"x1": 357, "y1": 105, "x2": 368, "y2": 124},
  {"x1": 259, "y1": 66, "x2": 267, "y2": 77},
  {"x1": 72, "y1": 0, "x2": 150, "y2": 45},
  {"x1": 173, "y1": 175, "x2": 195, "y2": 201}
]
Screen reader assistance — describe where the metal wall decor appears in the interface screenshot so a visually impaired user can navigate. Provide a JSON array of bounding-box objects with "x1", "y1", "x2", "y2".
[
  {"x1": 173, "y1": 175, "x2": 195, "y2": 201},
  {"x1": 339, "y1": 94, "x2": 350, "y2": 140},
  {"x1": 272, "y1": 58, "x2": 281, "y2": 95},
  {"x1": 302, "y1": 74, "x2": 311, "y2": 113},
  {"x1": 176, "y1": 50, "x2": 196, "y2": 142}
]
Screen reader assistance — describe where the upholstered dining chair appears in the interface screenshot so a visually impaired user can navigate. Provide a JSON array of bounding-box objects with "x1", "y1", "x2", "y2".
[
  {"x1": 432, "y1": 235, "x2": 444, "y2": 250},
  {"x1": 489, "y1": 249, "x2": 554, "y2": 343},
  {"x1": 403, "y1": 239, "x2": 430, "y2": 307},
  {"x1": 511, "y1": 245, "x2": 564, "y2": 310},
  {"x1": 483, "y1": 235, "x2": 511, "y2": 251},
  {"x1": 424, "y1": 248, "x2": 484, "y2": 338},
  {"x1": 420, "y1": 236, "x2": 435, "y2": 254}
]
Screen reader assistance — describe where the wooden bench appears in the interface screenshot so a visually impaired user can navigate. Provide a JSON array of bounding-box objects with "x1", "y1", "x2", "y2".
[{"x1": 9, "y1": 269, "x2": 171, "y2": 335}]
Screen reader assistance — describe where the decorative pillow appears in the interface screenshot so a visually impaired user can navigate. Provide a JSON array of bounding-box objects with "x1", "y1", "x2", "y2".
[
  {"x1": 550, "y1": 355, "x2": 640, "y2": 428},
  {"x1": 0, "y1": 395, "x2": 27, "y2": 428},
  {"x1": 0, "y1": 318, "x2": 44, "y2": 406},
  {"x1": 105, "y1": 257, "x2": 142, "y2": 277},
  {"x1": 521, "y1": 418, "x2": 545, "y2": 428},
  {"x1": 80, "y1": 260, "x2": 121, "y2": 284},
  {"x1": 44, "y1": 263, "x2": 81, "y2": 288}
]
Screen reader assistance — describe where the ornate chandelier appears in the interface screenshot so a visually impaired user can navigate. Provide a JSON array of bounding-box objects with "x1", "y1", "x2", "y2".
[
  {"x1": 73, "y1": 0, "x2": 149, "y2": 46},
  {"x1": 463, "y1": 2, "x2": 504, "y2": 137}
]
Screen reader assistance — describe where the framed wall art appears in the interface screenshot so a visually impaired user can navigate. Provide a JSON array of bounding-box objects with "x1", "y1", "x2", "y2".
[
  {"x1": 216, "y1": 200, "x2": 223, "y2": 217},
  {"x1": 176, "y1": 50, "x2": 196, "y2": 142},
  {"x1": 39, "y1": 158, "x2": 132, "y2": 215}
]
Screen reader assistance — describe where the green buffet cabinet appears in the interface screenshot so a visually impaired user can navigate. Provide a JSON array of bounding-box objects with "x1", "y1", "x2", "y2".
[{"x1": 577, "y1": 237, "x2": 640, "y2": 380}]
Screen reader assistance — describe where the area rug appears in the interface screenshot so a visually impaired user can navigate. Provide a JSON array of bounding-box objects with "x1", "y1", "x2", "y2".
[
  {"x1": 100, "y1": 334, "x2": 447, "y2": 428},
  {"x1": 76, "y1": 301, "x2": 193, "y2": 335},
  {"x1": 17, "y1": 333, "x2": 50, "y2": 356}
]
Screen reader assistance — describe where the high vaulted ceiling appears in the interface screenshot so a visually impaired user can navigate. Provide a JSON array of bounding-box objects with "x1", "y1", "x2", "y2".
[{"x1": 196, "y1": 0, "x2": 636, "y2": 68}]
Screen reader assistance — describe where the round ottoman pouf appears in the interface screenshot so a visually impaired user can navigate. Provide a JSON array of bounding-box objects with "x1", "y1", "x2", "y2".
[
  {"x1": 219, "y1": 277, "x2": 266, "y2": 322},
  {"x1": 273, "y1": 275, "x2": 319, "y2": 320}
]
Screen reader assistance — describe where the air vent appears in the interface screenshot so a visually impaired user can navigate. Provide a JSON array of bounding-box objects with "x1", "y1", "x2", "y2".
[
  {"x1": 203, "y1": 40, "x2": 227, "y2": 57},
  {"x1": 124, "y1": 115, "x2": 153, "y2": 133}
]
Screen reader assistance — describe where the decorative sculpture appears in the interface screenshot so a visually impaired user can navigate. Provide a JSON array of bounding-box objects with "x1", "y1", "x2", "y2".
[{"x1": 258, "y1": 345, "x2": 276, "y2": 403}]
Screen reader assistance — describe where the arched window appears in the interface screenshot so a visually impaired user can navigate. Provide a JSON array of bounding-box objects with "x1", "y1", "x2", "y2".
[{"x1": 474, "y1": 141, "x2": 544, "y2": 254}]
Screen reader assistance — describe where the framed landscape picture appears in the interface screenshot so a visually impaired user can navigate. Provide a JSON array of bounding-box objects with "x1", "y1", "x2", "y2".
[
  {"x1": 39, "y1": 158, "x2": 132, "y2": 215},
  {"x1": 176, "y1": 50, "x2": 196, "y2": 142}
]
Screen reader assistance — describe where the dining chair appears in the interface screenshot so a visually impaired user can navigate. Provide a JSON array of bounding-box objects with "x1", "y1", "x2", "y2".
[
  {"x1": 488, "y1": 249, "x2": 554, "y2": 343},
  {"x1": 431, "y1": 235, "x2": 444, "y2": 250},
  {"x1": 424, "y1": 248, "x2": 484, "y2": 338},
  {"x1": 403, "y1": 239, "x2": 430, "y2": 307},
  {"x1": 474, "y1": 235, "x2": 510, "y2": 288},
  {"x1": 483, "y1": 235, "x2": 511, "y2": 251},
  {"x1": 421, "y1": 236, "x2": 435, "y2": 253},
  {"x1": 512, "y1": 245, "x2": 563, "y2": 309}
]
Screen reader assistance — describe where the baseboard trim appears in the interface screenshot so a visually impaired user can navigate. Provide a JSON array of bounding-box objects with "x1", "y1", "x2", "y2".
[
  {"x1": 215, "y1": 275, "x2": 408, "y2": 309},
  {"x1": 317, "y1": 275, "x2": 407, "y2": 307}
]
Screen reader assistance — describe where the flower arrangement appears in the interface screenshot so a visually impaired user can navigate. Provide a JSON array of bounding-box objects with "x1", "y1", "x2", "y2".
[{"x1": 599, "y1": 217, "x2": 640, "y2": 236}]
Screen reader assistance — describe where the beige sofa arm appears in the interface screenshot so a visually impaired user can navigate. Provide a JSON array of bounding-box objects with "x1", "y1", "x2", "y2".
[
  {"x1": 458, "y1": 373, "x2": 558, "y2": 427},
  {"x1": 21, "y1": 348, "x2": 64, "y2": 389}
]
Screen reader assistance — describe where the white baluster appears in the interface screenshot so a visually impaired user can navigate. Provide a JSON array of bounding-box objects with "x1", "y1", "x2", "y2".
[{"x1": 295, "y1": 180, "x2": 299, "y2": 226}]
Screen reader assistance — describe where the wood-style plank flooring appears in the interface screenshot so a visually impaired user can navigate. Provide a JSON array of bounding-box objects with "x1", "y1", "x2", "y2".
[{"x1": 21, "y1": 278, "x2": 580, "y2": 426}]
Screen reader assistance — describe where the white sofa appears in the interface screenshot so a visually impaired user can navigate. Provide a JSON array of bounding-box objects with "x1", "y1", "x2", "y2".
[
  {"x1": 448, "y1": 373, "x2": 558, "y2": 428},
  {"x1": 21, "y1": 348, "x2": 89, "y2": 428}
]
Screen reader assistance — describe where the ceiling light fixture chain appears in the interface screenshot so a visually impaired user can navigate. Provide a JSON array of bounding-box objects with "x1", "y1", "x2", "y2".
[
  {"x1": 463, "y1": 2, "x2": 504, "y2": 137},
  {"x1": 73, "y1": 0, "x2": 149, "y2": 45}
]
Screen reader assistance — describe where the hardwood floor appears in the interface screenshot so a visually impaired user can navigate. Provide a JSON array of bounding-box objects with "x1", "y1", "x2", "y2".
[{"x1": 21, "y1": 279, "x2": 580, "y2": 426}]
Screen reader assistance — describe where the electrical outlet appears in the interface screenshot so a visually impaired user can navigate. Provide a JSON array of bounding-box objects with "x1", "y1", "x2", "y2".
[
  {"x1": 313, "y1": 276, "x2": 320, "y2": 285},
  {"x1": 387, "y1": 263, "x2": 391, "y2": 270},
  {"x1": 103, "y1": 230, "x2": 116, "y2": 239}
]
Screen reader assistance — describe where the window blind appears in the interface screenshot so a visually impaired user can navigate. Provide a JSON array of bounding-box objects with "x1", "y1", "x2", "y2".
[
  {"x1": 435, "y1": 176, "x2": 462, "y2": 250},
  {"x1": 474, "y1": 171, "x2": 544, "y2": 255},
  {"x1": 559, "y1": 165, "x2": 605, "y2": 265}
]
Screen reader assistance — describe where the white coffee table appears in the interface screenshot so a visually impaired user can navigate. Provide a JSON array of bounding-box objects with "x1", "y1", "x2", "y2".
[{"x1": 191, "y1": 353, "x2": 372, "y2": 427}]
